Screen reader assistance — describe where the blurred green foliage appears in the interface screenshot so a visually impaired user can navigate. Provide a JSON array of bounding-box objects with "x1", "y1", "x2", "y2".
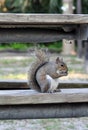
[
  {"x1": 5, "y1": 0, "x2": 25, "y2": 13},
  {"x1": 49, "y1": 0, "x2": 62, "y2": 13},
  {"x1": 30, "y1": 0, "x2": 50, "y2": 13},
  {"x1": 5, "y1": 0, "x2": 50, "y2": 13},
  {"x1": 3, "y1": 0, "x2": 88, "y2": 14},
  {"x1": 4, "y1": 0, "x2": 62, "y2": 13},
  {"x1": 82, "y1": 0, "x2": 88, "y2": 14},
  {"x1": 74, "y1": 0, "x2": 88, "y2": 14}
]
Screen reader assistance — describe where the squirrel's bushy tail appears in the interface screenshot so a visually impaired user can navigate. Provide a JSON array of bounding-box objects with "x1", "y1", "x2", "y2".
[{"x1": 27, "y1": 49, "x2": 49, "y2": 91}]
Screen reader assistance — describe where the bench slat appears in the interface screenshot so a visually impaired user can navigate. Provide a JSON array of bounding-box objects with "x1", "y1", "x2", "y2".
[
  {"x1": 0, "y1": 80, "x2": 88, "y2": 89},
  {"x1": 0, "y1": 14, "x2": 88, "y2": 25},
  {"x1": 0, "y1": 89, "x2": 88, "y2": 105},
  {"x1": 0, "y1": 14, "x2": 88, "y2": 41},
  {"x1": 0, "y1": 103, "x2": 88, "y2": 119}
]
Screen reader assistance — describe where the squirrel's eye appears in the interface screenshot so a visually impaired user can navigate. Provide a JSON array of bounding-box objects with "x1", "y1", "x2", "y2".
[{"x1": 61, "y1": 64, "x2": 64, "y2": 67}]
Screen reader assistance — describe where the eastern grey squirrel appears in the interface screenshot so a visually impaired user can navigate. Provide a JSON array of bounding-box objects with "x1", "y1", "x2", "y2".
[{"x1": 28, "y1": 49, "x2": 68, "y2": 93}]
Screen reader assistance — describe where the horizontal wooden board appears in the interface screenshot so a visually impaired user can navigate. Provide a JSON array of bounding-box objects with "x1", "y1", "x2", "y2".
[
  {"x1": 0, "y1": 103, "x2": 88, "y2": 119},
  {"x1": 0, "y1": 80, "x2": 88, "y2": 89},
  {"x1": 0, "y1": 14, "x2": 88, "y2": 26},
  {"x1": 0, "y1": 27, "x2": 76, "y2": 43},
  {"x1": 0, "y1": 14, "x2": 88, "y2": 41},
  {"x1": 0, "y1": 80, "x2": 27, "y2": 89},
  {"x1": 0, "y1": 89, "x2": 88, "y2": 105}
]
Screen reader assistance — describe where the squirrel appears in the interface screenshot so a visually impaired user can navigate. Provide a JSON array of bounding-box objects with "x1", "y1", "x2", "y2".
[{"x1": 28, "y1": 49, "x2": 68, "y2": 93}]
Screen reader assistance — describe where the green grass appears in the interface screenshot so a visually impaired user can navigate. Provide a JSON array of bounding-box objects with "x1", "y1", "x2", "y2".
[
  {"x1": 9, "y1": 43, "x2": 28, "y2": 51},
  {"x1": 0, "y1": 41, "x2": 62, "y2": 52},
  {"x1": 0, "y1": 43, "x2": 33, "y2": 51},
  {"x1": 45, "y1": 41, "x2": 62, "y2": 52},
  {"x1": 39, "y1": 119, "x2": 61, "y2": 130}
]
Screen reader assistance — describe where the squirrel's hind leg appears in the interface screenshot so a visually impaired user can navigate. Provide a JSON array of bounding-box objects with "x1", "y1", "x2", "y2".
[
  {"x1": 41, "y1": 84, "x2": 50, "y2": 93},
  {"x1": 37, "y1": 77, "x2": 51, "y2": 93}
]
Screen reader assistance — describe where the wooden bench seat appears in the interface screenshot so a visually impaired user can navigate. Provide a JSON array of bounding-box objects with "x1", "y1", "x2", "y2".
[
  {"x1": 0, "y1": 89, "x2": 88, "y2": 105},
  {"x1": 0, "y1": 14, "x2": 88, "y2": 25},
  {"x1": 0, "y1": 89, "x2": 88, "y2": 119}
]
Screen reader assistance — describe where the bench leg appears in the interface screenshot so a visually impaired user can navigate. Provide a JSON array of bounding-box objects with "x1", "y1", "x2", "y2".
[{"x1": 84, "y1": 41, "x2": 88, "y2": 73}]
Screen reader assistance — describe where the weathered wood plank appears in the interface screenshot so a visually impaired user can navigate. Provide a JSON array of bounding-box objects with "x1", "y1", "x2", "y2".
[
  {"x1": 0, "y1": 14, "x2": 88, "y2": 25},
  {"x1": 0, "y1": 14, "x2": 88, "y2": 41},
  {"x1": 0, "y1": 80, "x2": 88, "y2": 89},
  {"x1": 59, "y1": 81, "x2": 88, "y2": 88},
  {"x1": 0, "y1": 80, "x2": 28, "y2": 89},
  {"x1": 0, "y1": 89, "x2": 88, "y2": 105},
  {"x1": 0, "y1": 28, "x2": 76, "y2": 43},
  {"x1": 0, "y1": 103, "x2": 88, "y2": 119}
]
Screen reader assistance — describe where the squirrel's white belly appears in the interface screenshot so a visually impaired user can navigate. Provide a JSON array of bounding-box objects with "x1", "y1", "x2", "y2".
[{"x1": 46, "y1": 75, "x2": 59, "y2": 91}]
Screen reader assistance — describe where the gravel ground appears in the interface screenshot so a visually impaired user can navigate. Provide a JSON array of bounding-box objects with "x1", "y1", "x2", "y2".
[
  {"x1": 0, "y1": 52, "x2": 88, "y2": 130},
  {"x1": 0, "y1": 118, "x2": 88, "y2": 130}
]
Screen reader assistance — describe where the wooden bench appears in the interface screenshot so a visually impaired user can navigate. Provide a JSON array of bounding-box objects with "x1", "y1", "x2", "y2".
[
  {"x1": 0, "y1": 13, "x2": 88, "y2": 42},
  {"x1": 0, "y1": 89, "x2": 88, "y2": 119},
  {"x1": 0, "y1": 13, "x2": 88, "y2": 119}
]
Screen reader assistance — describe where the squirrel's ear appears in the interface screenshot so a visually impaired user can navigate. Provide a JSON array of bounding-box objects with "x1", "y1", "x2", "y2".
[
  {"x1": 60, "y1": 58, "x2": 63, "y2": 62},
  {"x1": 56, "y1": 57, "x2": 60, "y2": 64}
]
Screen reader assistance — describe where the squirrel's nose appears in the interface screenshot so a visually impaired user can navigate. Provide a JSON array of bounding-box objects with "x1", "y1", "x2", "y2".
[{"x1": 64, "y1": 70, "x2": 68, "y2": 75}]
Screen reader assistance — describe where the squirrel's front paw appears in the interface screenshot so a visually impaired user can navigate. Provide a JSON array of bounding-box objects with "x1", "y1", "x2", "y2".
[
  {"x1": 47, "y1": 89, "x2": 61, "y2": 93},
  {"x1": 47, "y1": 89, "x2": 54, "y2": 93},
  {"x1": 54, "y1": 89, "x2": 61, "y2": 93}
]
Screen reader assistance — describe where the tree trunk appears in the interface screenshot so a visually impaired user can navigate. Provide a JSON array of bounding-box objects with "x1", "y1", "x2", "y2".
[{"x1": 62, "y1": 0, "x2": 75, "y2": 55}]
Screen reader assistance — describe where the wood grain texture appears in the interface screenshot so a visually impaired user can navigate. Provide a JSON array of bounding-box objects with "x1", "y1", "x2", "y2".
[
  {"x1": 0, "y1": 14, "x2": 88, "y2": 25},
  {"x1": 0, "y1": 89, "x2": 88, "y2": 105}
]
